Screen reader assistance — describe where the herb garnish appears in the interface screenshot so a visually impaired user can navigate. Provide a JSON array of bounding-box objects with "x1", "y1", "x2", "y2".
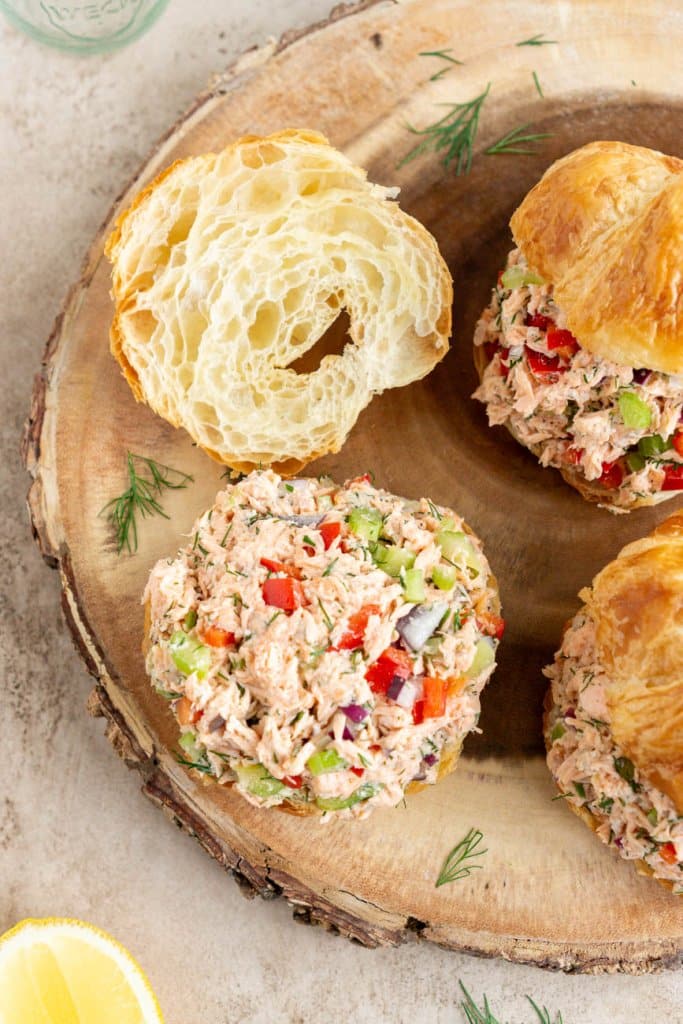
[
  {"x1": 436, "y1": 827, "x2": 487, "y2": 887},
  {"x1": 317, "y1": 598, "x2": 334, "y2": 631},
  {"x1": 102, "y1": 452, "x2": 193, "y2": 554},
  {"x1": 399, "y1": 83, "x2": 490, "y2": 175},
  {"x1": 532, "y1": 70, "x2": 544, "y2": 97},
  {"x1": 516, "y1": 33, "x2": 558, "y2": 46},
  {"x1": 458, "y1": 983, "x2": 563, "y2": 1024},
  {"x1": 176, "y1": 754, "x2": 212, "y2": 775},
  {"x1": 485, "y1": 123, "x2": 553, "y2": 155},
  {"x1": 419, "y1": 47, "x2": 463, "y2": 81},
  {"x1": 322, "y1": 557, "x2": 338, "y2": 577}
]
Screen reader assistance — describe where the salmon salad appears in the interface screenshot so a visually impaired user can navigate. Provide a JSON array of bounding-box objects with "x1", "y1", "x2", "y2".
[
  {"x1": 145, "y1": 470, "x2": 503, "y2": 820},
  {"x1": 545, "y1": 610, "x2": 683, "y2": 889},
  {"x1": 473, "y1": 248, "x2": 683, "y2": 510}
]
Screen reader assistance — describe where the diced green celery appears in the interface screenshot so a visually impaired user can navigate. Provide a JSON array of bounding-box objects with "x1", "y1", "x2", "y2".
[
  {"x1": 466, "y1": 638, "x2": 495, "y2": 678},
  {"x1": 169, "y1": 631, "x2": 212, "y2": 678},
  {"x1": 550, "y1": 722, "x2": 566, "y2": 742},
  {"x1": 647, "y1": 807, "x2": 658, "y2": 827},
  {"x1": 432, "y1": 564, "x2": 457, "y2": 591},
  {"x1": 183, "y1": 609, "x2": 198, "y2": 630},
  {"x1": 347, "y1": 506, "x2": 383, "y2": 543},
  {"x1": 638, "y1": 434, "x2": 667, "y2": 458},
  {"x1": 401, "y1": 567, "x2": 425, "y2": 603},
  {"x1": 315, "y1": 783, "x2": 377, "y2": 811},
  {"x1": 372, "y1": 543, "x2": 415, "y2": 577},
  {"x1": 306, "y1": 748, "x2": 348, "y2": 775},
  {"x1": 234, "y1": 763, "x2": 286, "y2": 799},
  {"x1": 500, "y1": 266, "x2": 545, "y2": 290},
  {"x1": 626, "y1": 451, "x2": 646, "y2": 473},
  {"x1": 437, "y1": 529, "x2": 483, "y2": 576},
  {"x1": 619, "y1": 391, "x2": 652, "y2": 430},
  {"x1": 179, "y1": 730, "x2": 201, "y2": 760}
]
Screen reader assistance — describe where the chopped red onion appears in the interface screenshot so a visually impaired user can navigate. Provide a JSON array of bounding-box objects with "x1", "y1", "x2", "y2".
[
  {"x1": 423, "y1": 753, "x2": 437, "y2": 766},
  {"x1": 566, "y1": 707, "x2": 576, "y2": 719},
  {"x1": 279, "y1": 514, "x2": 324, "y2": 527},
  {"x1": 208, "y1": 715, "x2": 226, "y2": 733},
  {"x1": 388, "y1": 676, "x2": 423, "y2": 709},
  {"x1": 396, "y1": 602, "x2": 448, "y2": 650},
  {"x1": 632, "y1": 368, "x2": 651, "y2": 384},
  {"x1": 340, "y1": 704, "x2": 368, "y2": 723}
]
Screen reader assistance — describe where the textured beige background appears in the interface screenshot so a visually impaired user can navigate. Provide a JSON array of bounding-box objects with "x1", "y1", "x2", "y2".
[{"x1": 1, "y1": 1, "x2": 682, "y2": 1021}]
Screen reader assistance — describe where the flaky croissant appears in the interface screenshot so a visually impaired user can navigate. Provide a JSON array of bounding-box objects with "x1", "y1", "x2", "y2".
[{"x1": 105, "y1": 129, "x2": 452, "y2": 475}]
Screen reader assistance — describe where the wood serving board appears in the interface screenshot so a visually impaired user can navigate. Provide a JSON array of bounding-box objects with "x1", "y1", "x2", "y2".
[{"x1": 23, "y1": 0, "x2": 683, "y2": 972}]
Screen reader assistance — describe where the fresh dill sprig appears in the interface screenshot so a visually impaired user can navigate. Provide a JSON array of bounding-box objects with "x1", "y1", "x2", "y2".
[
  {"x1": 419, "y1": 47, "x2": 463, "y2": 81},
  {"x1": 516, "y1": 33, "x2": 558, "y2": 46},
  {"x1": 176, "y1": 754, "x2": 213, "y2": 775},
  {"x1": 101, "y1": 452, "x2": 193, "y2": 554},
  {"x1": 436, "y1": 827, "x2": 487, "y2": 886},
  {"x1": 457, "y1": 983, "x2": 564, "y2": 1024},
  {"x1": 527, "y1": 996, "x2": 564, "y2": 1024},
  {"x1": 398, "y1": 83, "x2": 491, "y2": 175},
  {"x1": 532, "y1": 70, "x2": 544, "y2": 97},
  {"x1": 485, "y1": 123, "x2": 553, "y2": 155},
  {"x1": 459, "y1": 982, "x2": 501, "y2": 1024}
]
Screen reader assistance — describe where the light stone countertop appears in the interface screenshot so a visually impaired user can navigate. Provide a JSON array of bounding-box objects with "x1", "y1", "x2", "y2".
[{"x1": 1, "y1": 1, "x2": 681, "y2": 1021}]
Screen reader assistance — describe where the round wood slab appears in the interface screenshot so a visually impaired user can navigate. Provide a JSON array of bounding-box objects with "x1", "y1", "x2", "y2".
[{"x1": 23, "y1": 0, "x2": 683, "y2": 972}]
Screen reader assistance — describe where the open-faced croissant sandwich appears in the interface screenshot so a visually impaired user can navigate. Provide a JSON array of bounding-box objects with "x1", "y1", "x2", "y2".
[
  {"x1": 474, "y1": 141, "x2": 683, "y2": 512},
  {"x1": 544, "y1": 511, "x2": 683, "y2": 890}
]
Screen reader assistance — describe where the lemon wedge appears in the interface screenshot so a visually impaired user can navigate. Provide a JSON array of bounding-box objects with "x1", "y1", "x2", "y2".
[{"x1": 0, "y1": 918, "x2": 164, "y2": 1023}]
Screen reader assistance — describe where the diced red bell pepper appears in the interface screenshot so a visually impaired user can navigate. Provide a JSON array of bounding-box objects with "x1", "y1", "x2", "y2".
[
  {"x1": 349, "y1": 766, "x2": 365, "y2": 778},
  {"x1": 599, "y1": 461, "x2": 624, "y2": 489},
  {"x1": 176, "y1": 696, "x2": 202, "y2": 726},
  {"x1": 334, "y1": 603, "x2": 381, "y2": 651},
  {"x1": 564, "y1": 446, "x2": 584, "y2": 466},
  {"x1": 526, "y1": 348, "x2": 563, "y2": 375},
  {"x1": 422, "y1": 676, "x2": 447, "y2": 719},
  {"x1": 365, "y1": 646, "x2": 413, "y2": 694},
  {"x1": 662, "y1": 464, "x2": 683, "y2": 491},
  {"x1": 672, "y1": 430, "x2": 683, "y2": 458},
  {"x1": 412, "y1": 700, "x2": 425, "y2": 725},
  {"x1": 320, "y1": 521, "x2": 342, "y2": 549},
  {"x1": 660, "y1": 841, "x2": 678, "y2": 864},
  {"x1": 497, "y1": 270, "x2": 504, "y2": 287},
  {"x1": 483, "y1": 340, "x2": 500, "y2": 362},
  {"x1": 477, "y1": 613, "x2": 505, "y2": 640},
  {"x1": 260, "y1": 557, "x2": 302, "y2": 579},
  {"x1": 262, "y1": 576, "x2": 306, "y2": 612},
  {"x1": 349, "y1": 473, "x2": 372, "y2": 486},
  {"x1": 283, "y1": 774, "x2": 303, "y2": 789},
  {"x1": 202, "y1": 626, "x2": 236, "y2": 648},
  {"x1": 525, "y1": 312, "x2": 553, "y2": 331},
  {"x1": 546, "y1": 328, "x2": 580, "y2": 360}
]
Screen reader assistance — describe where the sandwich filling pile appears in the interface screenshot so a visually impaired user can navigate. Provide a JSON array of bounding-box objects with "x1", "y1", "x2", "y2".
[
  {"x1": 474, "y1": 249, "x2": 683, "y2": 510},
  {"x1": 145, "y1": 471, "x2": 502, "y2": 819},
  {"x1": 545, "y1": 609, "x2": 683, "y2": 888}
]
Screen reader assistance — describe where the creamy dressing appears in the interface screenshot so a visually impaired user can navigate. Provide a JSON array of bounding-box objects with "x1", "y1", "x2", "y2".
[
  {"x1": 145, "y1": 471, "x2": 501, "y2": 819},
  {"x1": 545, "y1": 611, "x2": 683, "y2": 887},
  {"x1": 473, "y1": 249, "x2": 683, "y2": 509}
]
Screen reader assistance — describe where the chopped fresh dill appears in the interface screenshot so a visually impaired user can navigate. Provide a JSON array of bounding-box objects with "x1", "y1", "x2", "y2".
[
  {"x1": 458, "y1": 983, "x2": 563, "y2": 1024},
  {"x1": 527, "y1": 996, "x2": 564, "y2": 1024},
  {"x1": 322, "y1": 557, "x2": 339, "y2": 577},
  {"x1": 516, "y1": 33, "x2": 558, "y2": 46},
  {"x1": 176, "y1": 754, "x2": 213, "y2": 775},
  {"x1": 101, "y1": 452, "x2": 193, "y2": 554},
  {"x1": 398, "y1": 83, "x2": 491, "y2": 175},
  {"x1": 485, "y1": 123, "x2": 553, "y2": 155},
  {"x1": 426, "y1": 498, "x2": 443, "y2": 520},
  {"x1": 419, "y1": 47, "x2": 463, "y2": 81},
  {"x1": 220, "y1": 522, "x2": 233, "y2": 546},
  {"x1": 317, "y1": 598, "x2": 334, "y2": 631},
  {"x1": 532, "y1": 70, "x2": 544, "y2": 97},
  {"x1": 266, "y1": 610, "x2": 283, "y2": 627},
  {"x1": 436, "y1": 828, "x2": 487, "y2": 887},
  {"x1": 302, "y1": 534, "x2": 316, "y2": 548}
]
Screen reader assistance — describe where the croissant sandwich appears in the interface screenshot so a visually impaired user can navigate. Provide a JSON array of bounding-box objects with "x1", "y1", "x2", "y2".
[
  {"x1": 544, "y1": 511, "x2": 683, "y2": 890},
  {"x1": 105, "y1": 129, "x2": 452, "y2": 475},
  {"x1": 473, "y1": 141, "x2": 683, "y2": 512},
  {"x1": 144, "y1": 470, "x2": 502, "y2": 819}
]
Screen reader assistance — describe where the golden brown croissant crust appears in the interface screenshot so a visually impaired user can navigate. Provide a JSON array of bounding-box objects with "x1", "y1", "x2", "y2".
[
  {"x1": 510, "y1": 141, "x2": 683, "y2": 374},
  {"x1": 582, "y1": 511, "x2": 683, "y2": 814}
]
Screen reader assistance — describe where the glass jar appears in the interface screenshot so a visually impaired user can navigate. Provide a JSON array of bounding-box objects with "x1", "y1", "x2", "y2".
[{"x1": 0, "y1": 0, "x2": 170, "y2": 54}]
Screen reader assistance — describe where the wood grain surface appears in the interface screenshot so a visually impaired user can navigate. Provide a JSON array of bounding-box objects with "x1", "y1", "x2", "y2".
[{"x1": 23, "y1": 0, "x2": 683, "y2": 971}]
